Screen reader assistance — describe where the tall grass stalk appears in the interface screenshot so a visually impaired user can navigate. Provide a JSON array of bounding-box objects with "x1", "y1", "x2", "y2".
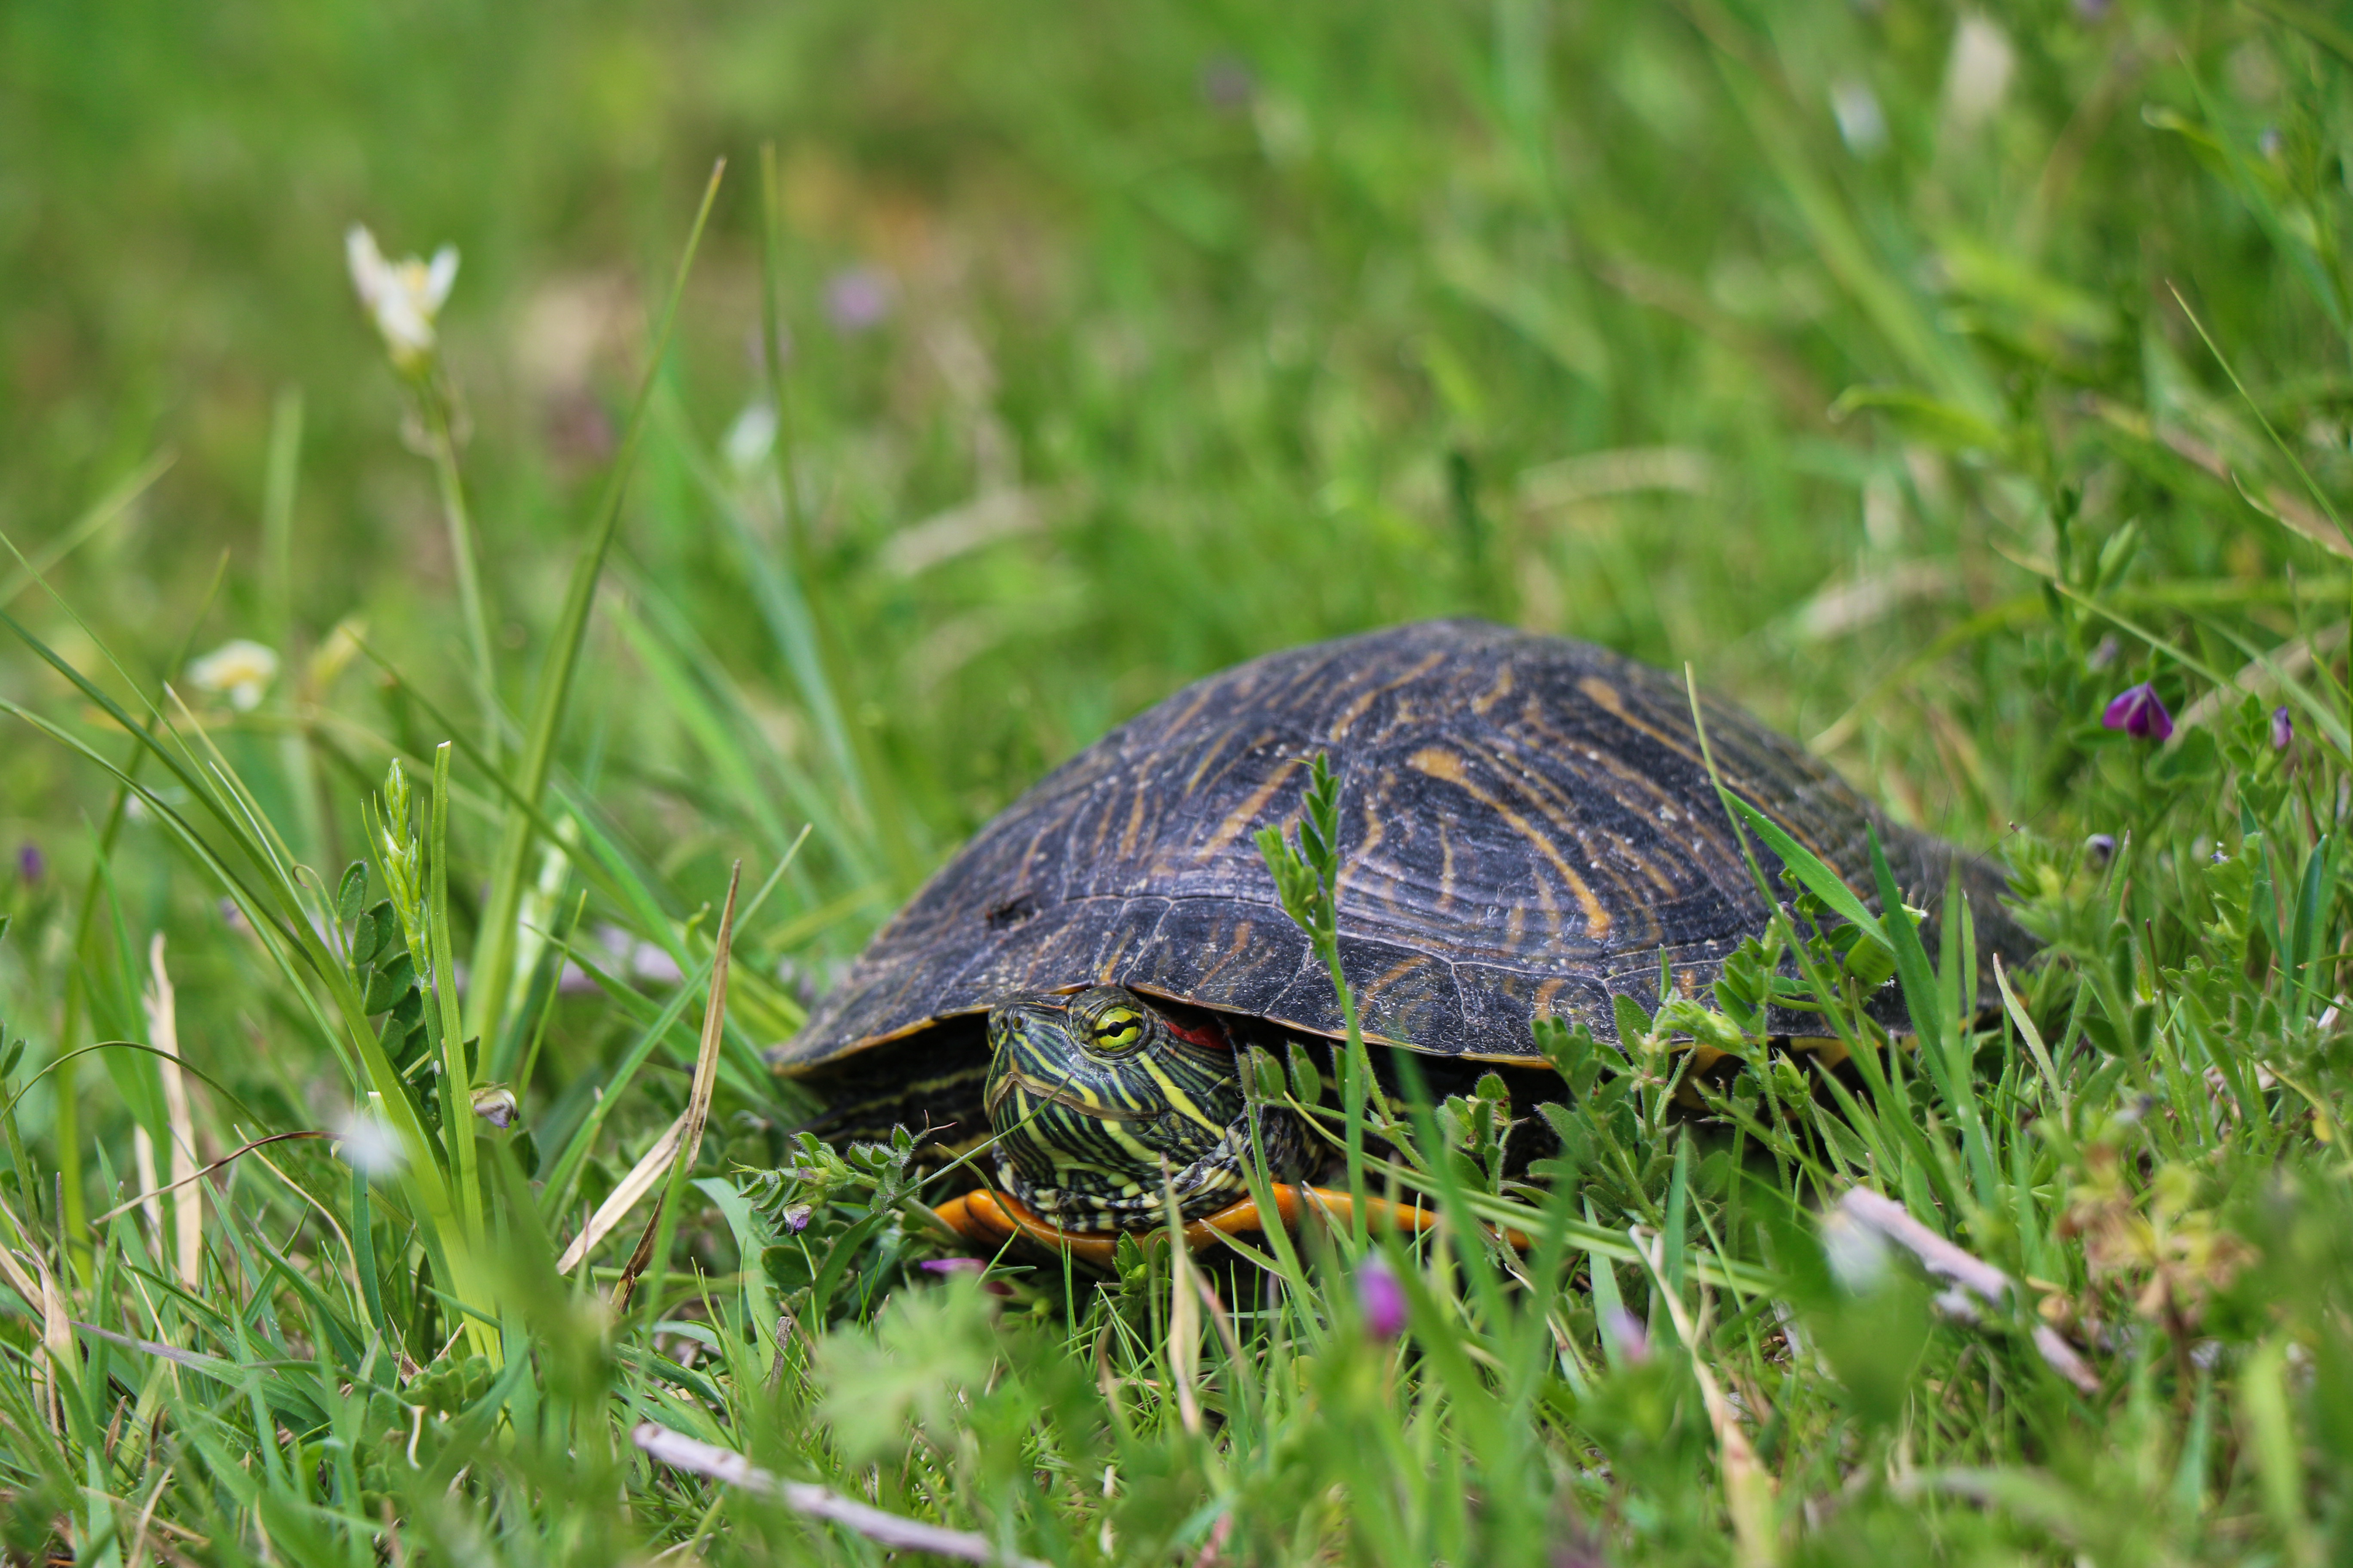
[{"x1": 464, "y1": 160, "x2": 727, "y2": 1053}]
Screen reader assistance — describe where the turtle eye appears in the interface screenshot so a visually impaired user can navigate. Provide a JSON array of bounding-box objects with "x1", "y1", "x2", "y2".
[
  {"x1": 1085, "y1": 1004, "x2": 1146, "y2": 1054},
  {"x1": 1070, "y1": 989, "x2": 1151, "y2": 1055}
]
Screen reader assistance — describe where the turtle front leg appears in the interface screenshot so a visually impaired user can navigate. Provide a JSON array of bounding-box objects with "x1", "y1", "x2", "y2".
[
  {"x1": 1189, "y1": 1186, "x2": 1532, "y2": 1250},
  {"x1": 930, "y1": 1191, "x2": 999, "y2": 1247},
  {"x1": 931, "y1": 1187, "x2": 1312, "y2": 1260},
  {"x1": 931, "y1": 1187, "x2": 1293, "y2": 1262},
  {"x1": 931, "y1": 1189, "x2": 1122, "y2": 1267},
  {"x1": 933, "y1": 1184, "x2": 1530, "y2": 1265},
  {"x1": 1189, "y1": 1185, "x2": 1435, "y2": 1244}
]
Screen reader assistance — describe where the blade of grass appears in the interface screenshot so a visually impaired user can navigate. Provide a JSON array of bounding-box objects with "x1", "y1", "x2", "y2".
[
  {"x1": 603, "y1": 584, "x2": 829, "y2": 865},
  {"x1": 753, "y1": 145, "x2": 882, "y2": 852},
  {"x1": 2288, "y1": 834, "x2": 2333, "y2": 1031},
  {"x1": 620, "y1": 443, "x2": 874, "y2": 878},
  {"x1": 1687, "y1": 665, "x2": 1960, "y2": 1214},
  {"x1": 0, "y1": 652, "x2": 493, "y2": 1355},
  {"x1": 1632, "y1": 1226, "x2": 1779, "y2": 1567},
  {"x1": 614, "y1": 862, "x2": 739, "y2": 1319},
  {"x1": 1698, "y1": 12, "x2": 1995, "y2": 418},
  {"x1": 343, "y1": 641, "x2": 743, "y2": 967},
  {"x1": 2171, "y1": 609, "x2": 2353, "y2": 761},
  {"x1": 554, "y1": 1109, "x2": 686, "y2": 1276},
  {"x1": 14, "y1": 547, "x2": 224, "y2": 1274},
  {"x1": 257, "y1": 389, "x2": 331, "y2": 868},
  {"x1": 1721, "y1": 794, "x2": 1890, "y2": 956},
  {"x1": 421, "y1": 380, "x2": 504, "y2": 765},
  {"x1": 1869, "y1": 827, "x2": 1999, "y2": 1210},
  {"x1": 0, "y1": 1188, "x2": 74, "y2": 1433},
  {"x1": 1992, "y1": 954, "x2": 2067, "y2": 1123},
  {"x1": 2242, "y1": 0, "x2": 2353, "y2": 62},
  {"x1": 0, "y1": 451, "x2": 174, "y2": 612},
  {"x1": 466, "y1": 159, "x2": 726, "y2": 1053},
  {"x1": 427, "y1": 744, "x2": 485, "y2": 1308}
]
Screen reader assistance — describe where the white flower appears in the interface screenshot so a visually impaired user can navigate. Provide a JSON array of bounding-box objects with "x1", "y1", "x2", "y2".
[
  {"x1": 723, "y1": 401, "x2": 778, "y2": 475},
  {"x1": 187, "y1": 639, "x2": 280, "y2": 711},
  {"x1": 1830, "y1": 79, "x2": 1887, "y2": 158},
  {"x1": 346, "y1": 225, "x2": 459, "y2": 372},
  {"x1": 1942, "y1": 15, "x2": 2014, "y2": 135},
  {"x1": 332, "y1": 1104, "x2": 405, "y2": 1178}
]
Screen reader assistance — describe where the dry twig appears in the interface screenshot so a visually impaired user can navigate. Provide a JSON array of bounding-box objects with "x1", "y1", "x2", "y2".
[
  {"x1": 1833, "y1": 1188, "x2": 2100, "y2": 1395},
  {"x1": 613, "y1": 864, "x2": 740, "y2": 1313},
  {"x1": 143, "y1": 934, "x2": 204, "y2": 1289},
  {"x1": 632, "y1": 1422, "x2": 1047, "y2": 1567}
]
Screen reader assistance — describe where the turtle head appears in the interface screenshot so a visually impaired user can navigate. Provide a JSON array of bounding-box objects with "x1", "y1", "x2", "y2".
[{"x1": 982, "y1": 985, "x2": 1301, "y2": 1231}]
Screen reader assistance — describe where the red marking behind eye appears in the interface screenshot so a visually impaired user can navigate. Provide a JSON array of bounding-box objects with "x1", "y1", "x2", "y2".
[{"x1": 1161, "y1": 1012, "x2": 1231, "y2": 1052}]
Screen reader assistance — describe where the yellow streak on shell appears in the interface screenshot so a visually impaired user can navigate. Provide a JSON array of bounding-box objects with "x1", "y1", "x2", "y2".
[{"x1": 1406, "y1": 745, "x2": 1614, "y2": 940}]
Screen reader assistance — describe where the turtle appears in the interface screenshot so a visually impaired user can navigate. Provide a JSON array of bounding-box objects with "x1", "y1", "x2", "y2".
[{"x1": 770, "y1": 618, "x2": 2028, "y2": 1261}]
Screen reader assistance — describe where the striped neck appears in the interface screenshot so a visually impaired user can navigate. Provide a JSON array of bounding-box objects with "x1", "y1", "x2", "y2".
[{"x1": 982, "y1": 986, "x2": 1304, "y2": 1231}]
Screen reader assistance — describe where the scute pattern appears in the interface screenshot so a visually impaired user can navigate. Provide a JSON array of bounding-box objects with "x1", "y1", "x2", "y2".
[{"x1": 777, "y1": 620, "x2": 2024, "y2": 1072}]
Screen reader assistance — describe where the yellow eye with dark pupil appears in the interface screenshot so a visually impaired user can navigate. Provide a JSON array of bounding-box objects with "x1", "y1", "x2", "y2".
[
  {"x1": 1067, "y1": 986, "x2": 1156, "y2": 1056},
  {"x1": 1088, "y1": 1008, "x2": 1144, "y2": 1051}
]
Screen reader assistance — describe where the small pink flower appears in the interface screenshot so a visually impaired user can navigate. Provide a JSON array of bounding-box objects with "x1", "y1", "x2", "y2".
[
  {"x1": 1602, "y1": 1306, "x2": 1651, "y2": 1365},
  {"x1": 920, "y1": 1257, "x2": 984, "y2": 1275},
  {"x1": 2271, "y1": 706, "x2": 2293, "y2": 751},
  {"x1": 1198, "y1": 56, "x2": 1255, "y2": 111},
  {"x1": 824, "y1": 267, "x2": 892, "y2": 333},
  {"x1": 1355, "y1": 1253, "x2": 1408, "y2": 1341},
  {"x1": 920, "y1": 1257, "x2": 1012, "y2": 1295},
  {"x1": 2102, "y1": 683, "x2": 2174, "y2": 742}
]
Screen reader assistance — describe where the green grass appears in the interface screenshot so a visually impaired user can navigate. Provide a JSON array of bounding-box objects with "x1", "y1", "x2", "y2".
[{"x1": 5, "y1": 0, "x2": 2353, "y2": 1561}]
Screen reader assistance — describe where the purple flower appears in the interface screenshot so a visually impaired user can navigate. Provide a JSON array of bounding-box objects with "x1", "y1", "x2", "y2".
[
  {"x1": 2085, "y1": 833, "x2": 2116, "y2": 868},
  {"x1": 824, "y1": 267, "x2": 893, "y2": 333},
  {"x1": 469, "y1": 1085, "x2": 520, "y2": 1129},
  {"x1": 1601, "y1": 1306, "x2": 1651, "y2": 1365},
  {"x1": 15, "y1": 843, "x2": 41, "y2": 884},
  {"x1": 920, "y1": 1256, "x2": 1012, "y2": 1295},
  {"x1": 2271, "y1": 706, "x2": 2293, "y2": 751},
  {"x1": 628, "y1": 945, "x2": 683, "y2": 986},
  {"x1": 2102, "y1": 683, "x2": 2174, "y2": 742},
  {"x1": 1198, "y1": 55, "x2": 1255, "y2": 111},
  {"x1": 592, "y1": 923, "x2": 683, "y2": 987},
  {"x1": 1355, "y1": 1253, "x2": 1408, "y2": 1342}
]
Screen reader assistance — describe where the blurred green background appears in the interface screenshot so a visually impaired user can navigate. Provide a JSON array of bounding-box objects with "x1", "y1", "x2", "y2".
[
  {"x1": 7, "y1": 7, "x2": 2353, "y2": 1558},
  {"x1": 2, "y1": 0, "x2": 2343, "y2": 1053}
]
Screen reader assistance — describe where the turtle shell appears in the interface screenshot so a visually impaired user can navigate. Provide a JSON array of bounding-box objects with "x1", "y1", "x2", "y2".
[{"x1": 775, "y1": 619, "x2": 2026, "y2": 1092}]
